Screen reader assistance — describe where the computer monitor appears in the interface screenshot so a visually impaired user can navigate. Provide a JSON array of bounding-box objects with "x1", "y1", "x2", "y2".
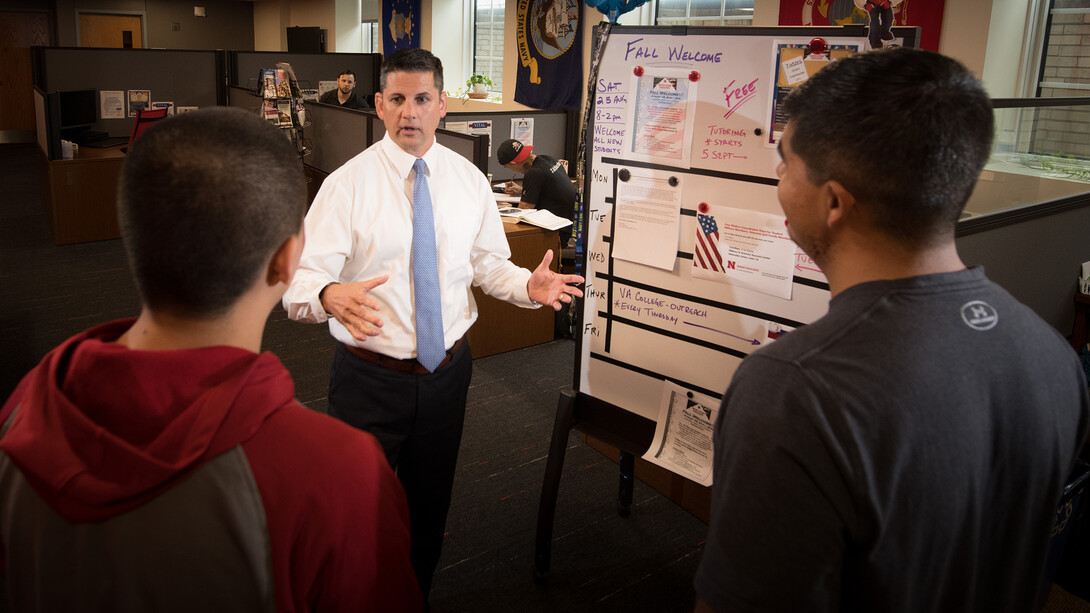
[{"x1": 58, "y1": 89, "x2": 96, "y2": 129}]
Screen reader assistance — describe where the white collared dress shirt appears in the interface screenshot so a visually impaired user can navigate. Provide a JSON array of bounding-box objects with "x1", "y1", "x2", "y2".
[{"x1": 283, "y1": 134, "x2": 534, "y2": 359}]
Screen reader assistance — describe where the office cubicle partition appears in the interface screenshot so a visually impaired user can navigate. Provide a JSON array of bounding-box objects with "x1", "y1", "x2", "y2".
[
  {"x1": 443, "y1": 109, "x2": 577, "y2": 181},
  {"x1": 32, "y1": 46, "x2": 225, "y2": 146},
  {"x1": 305, "y1": 103, "x2": 377, "y2": 174},
  {"x1": 227, "y1": 85, "x2": 259, "y2": 113},
  {"x1": 34, "y1": 87, "x2": 60, "y2": 161},
  {"x1": 228, "y1": 51, "x2": 382, "y2": 101},
  {"x1": 305, "y1": 102, "x2": 487, "y2": 176}
]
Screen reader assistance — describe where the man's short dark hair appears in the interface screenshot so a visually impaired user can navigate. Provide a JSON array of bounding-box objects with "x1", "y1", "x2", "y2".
[
  {"x1": 380, "y1": 48, "x2": 443, "y2": 93},
  {"x1": 339, "y1": 69, "x2": 356, "y2": 79},
  {"x1": 118, "y1": 107, "x2": 306, "y2": 318},
  {"x1": 782, "y1": 48, "x2": 994, "y2": 245}
]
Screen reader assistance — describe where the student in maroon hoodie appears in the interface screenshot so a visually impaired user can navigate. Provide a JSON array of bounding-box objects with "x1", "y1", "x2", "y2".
[{"x1": 0, "y1": 107, "x2": 421, "y2": 612}]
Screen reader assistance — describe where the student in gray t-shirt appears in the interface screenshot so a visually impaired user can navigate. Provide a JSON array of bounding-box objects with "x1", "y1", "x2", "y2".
[{"x1": 694, "y1": 48, "x2": 1089, "y2": 613}]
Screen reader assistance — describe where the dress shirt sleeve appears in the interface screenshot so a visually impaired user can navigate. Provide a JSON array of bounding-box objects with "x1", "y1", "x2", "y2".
[
  {"x1": 467, "y1": 173, "x2": 535, "y2": 307},
  {"x1": 282, "y1": 167, "x2": 358, "y2": 323}
]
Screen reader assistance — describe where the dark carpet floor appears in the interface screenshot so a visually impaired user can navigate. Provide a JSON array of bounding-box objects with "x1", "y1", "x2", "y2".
[{"x1": 0, "y1": 142, "x2": 708, "y2": 612}]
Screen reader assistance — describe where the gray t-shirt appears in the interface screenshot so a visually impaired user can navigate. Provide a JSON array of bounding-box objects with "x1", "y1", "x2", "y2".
[{"x1": 695, "y1": 267, "x2": 1089, "y2": 612}]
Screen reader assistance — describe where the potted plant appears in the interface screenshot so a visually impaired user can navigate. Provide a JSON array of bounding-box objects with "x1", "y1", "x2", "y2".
[{"x1": 466, "y1": 74, "x2": 493, "y2": 99}]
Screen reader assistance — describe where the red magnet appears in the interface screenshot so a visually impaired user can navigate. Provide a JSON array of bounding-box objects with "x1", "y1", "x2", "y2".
[
  {"x1": 633, "y1": 66, "x2": 644, "y2": 77},
  {"x1": 809, "y1": 37, "x2": 827, "y2": 55},
  {"x1": 698, "y1": 202, "x2": 709, "y2": 214},
  {"x1": 689, "y1": 70, "x2": 701, "y2": 82}
]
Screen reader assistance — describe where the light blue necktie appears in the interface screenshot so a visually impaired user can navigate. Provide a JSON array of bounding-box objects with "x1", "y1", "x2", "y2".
[{"x1": 412, "y1": 158, "x2": 445, "y2": 372}]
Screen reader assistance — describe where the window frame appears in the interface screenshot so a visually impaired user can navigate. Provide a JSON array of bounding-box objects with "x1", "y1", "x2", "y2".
[{"x1": 471, "y1": 0, "x2": 505, "y2": 93}]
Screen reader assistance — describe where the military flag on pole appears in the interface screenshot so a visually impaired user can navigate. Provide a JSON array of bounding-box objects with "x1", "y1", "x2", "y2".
[{"x1": 514, "y1": 0, "x2": 583, "y2": 109}]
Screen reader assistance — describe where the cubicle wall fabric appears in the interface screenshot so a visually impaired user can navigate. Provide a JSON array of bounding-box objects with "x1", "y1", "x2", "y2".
[
  {"x1": 228, "y1": 52, "x2": 382, "y2": 101},
  {"x1": 514, "y1": 0, "x2": 584, "y2": 109},
  {"x1": 32, "y1": 47, "x2": 224, "y2": 142}
]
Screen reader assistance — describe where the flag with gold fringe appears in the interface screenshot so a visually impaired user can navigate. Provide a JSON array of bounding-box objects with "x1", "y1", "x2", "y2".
[{"x1": 514, "y1": 0, "x2": 583, "y2": 110}]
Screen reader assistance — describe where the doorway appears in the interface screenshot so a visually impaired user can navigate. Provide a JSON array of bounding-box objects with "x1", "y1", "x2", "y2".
[
  {"x1": 79, "y1": 13, "x2": 143, "y2": 48},
  {"x1": 0, "y1": 10, "x2": 51, "y2": 137}
]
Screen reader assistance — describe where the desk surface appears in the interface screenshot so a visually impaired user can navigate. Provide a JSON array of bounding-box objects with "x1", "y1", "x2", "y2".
[{"x1": 66, "y1": 144, "x2": 127, "y2": 162}]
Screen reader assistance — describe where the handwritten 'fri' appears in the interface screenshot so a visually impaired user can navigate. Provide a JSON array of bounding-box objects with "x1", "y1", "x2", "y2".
[{"x1": 723, "y1": 78, "x2": 759, "y2": 120}]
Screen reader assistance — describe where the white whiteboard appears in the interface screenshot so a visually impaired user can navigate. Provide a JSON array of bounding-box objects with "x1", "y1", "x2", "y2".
[{"x1": 578, "y1": 25, "x2": 869, "y2": 421}]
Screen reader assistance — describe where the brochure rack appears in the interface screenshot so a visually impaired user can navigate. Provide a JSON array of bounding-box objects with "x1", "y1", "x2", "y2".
[{"x1": 254, "y1": 63, "x2": 312, "y2": 160}]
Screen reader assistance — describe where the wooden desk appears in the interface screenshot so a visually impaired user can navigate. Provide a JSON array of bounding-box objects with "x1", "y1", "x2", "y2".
[
  {"x1": 39, "y1": 144, "x2": 125, "y2": 245},
  {"x1": 1072, "y1": 293, "x2": 1090, "y2": 351},
  {"x1": 467, "y1": 222, "x2": 561, "y2": 358}
]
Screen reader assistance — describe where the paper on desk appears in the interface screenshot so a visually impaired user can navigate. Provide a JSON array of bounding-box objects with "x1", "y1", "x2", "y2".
[
  {"x1": 642, "y1": 380, "x2": 718, "y2": 487},
  {"x1": 498, "y1": 207, "x2": 572, "y2": 230}
]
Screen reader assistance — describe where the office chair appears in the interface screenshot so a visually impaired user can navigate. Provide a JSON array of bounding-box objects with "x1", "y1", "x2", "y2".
[{"x1": 128, "y1": 108, "x2": 170, "y2": 145}]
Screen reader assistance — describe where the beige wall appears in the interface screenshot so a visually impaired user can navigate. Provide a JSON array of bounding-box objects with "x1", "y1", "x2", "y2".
[
  {"x1": 334, "y1": 0, "x2": 363, "y2": 52},
  {"x1": 253, "y1": 0, "x2": 286, "y2": 51},
  {"x1": 430, "y1": 0, "x2": 467, "y2": 94},
  {"x1": 982, "y1": 0, "x2": 1037, "y2": 98},
  {"x1": 753, "y1": 0, "x2": 778, "y2": 26},
  {"x1": 252, "y1": 0, "x2": 360, "y2": 52},
  {"x1": 938, "y1": 0, "x2": 993, "y2": 82}
]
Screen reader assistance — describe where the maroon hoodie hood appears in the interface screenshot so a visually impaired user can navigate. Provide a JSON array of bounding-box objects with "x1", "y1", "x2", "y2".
[{"x1": 0, "y1": 319, "x2": 295, "y2": 523}]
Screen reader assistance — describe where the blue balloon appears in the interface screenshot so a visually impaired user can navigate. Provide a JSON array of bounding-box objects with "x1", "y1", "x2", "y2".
[{"x1": 583, "y1": 0, "x2": 652, "y2": 23}]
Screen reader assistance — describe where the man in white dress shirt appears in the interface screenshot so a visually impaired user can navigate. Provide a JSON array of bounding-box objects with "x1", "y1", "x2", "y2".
[{"x1": 283, "y1": 48, "x2": 583, "y2": 603}]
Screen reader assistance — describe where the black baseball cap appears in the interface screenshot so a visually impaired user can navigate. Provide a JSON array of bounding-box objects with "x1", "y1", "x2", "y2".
[{"x1": 497, "y1": 138, "x2": 533, "y2": 165}]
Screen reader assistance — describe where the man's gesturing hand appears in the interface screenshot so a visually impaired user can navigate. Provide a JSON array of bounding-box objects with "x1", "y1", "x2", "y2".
[
  {"x1": 527, "y1": 250, "x2": 584, "y2": 311},
  {"x1": 320, "y1": 275, "x2": 389, "y2": 341}
]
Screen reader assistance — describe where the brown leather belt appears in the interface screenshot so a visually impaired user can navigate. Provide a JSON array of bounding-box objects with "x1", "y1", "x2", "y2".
[{"x1": 341, "y1": 336, "x2": 465, "y2": 375}]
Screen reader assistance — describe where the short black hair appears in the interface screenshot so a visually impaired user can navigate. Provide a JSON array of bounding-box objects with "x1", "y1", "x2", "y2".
[
  {"x1": 782, "y1": 47, "x2": 994, "y2": 246},
  {"x1": 118, "y1": 107, "x2": 306, "y2": 318},
  {"x1": 380, "y1": 48, "x2": 443, "y2": 93},
  {"x1": 338, "y1": 69, "x2": 356, "y2": 79}
]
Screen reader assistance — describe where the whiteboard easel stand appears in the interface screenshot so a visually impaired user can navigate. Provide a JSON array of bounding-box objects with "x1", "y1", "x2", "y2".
[{"x1": 533, "y1": 389, "x2": 658, "y2": 583}]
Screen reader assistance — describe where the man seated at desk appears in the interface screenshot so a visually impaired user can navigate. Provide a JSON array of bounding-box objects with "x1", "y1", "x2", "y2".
[
  {"x1": 497, "y1": 138, "x2": 576, "y2": 245},
  {"x1": 319, "y1": 69, "x2": 371, "y2": 109}
]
